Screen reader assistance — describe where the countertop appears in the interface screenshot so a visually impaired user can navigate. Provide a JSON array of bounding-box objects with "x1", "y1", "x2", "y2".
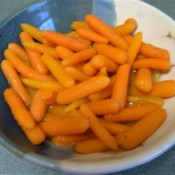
[{"x1": 0, "y1": 0, "x2": 175, "y2": 175}]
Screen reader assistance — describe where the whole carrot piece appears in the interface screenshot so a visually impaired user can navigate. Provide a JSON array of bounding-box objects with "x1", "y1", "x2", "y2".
[
  {"x1": 56, "y1": 75, "x2": 110, "y2": 104},
  {"x1": 4, "y1": 88, "x2": 35, "y2": 129},
  {"x1": 116, "y1": 108, "x2": 166, "y2": 150}
]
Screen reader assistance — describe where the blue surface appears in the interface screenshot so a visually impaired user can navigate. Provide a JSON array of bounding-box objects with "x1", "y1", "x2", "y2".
[{"x1": 0, "y1": 0, "x2": 175, "y2": 174}]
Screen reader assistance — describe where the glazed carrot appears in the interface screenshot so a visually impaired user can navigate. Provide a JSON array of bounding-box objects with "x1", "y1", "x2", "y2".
[
  {"x1": 65, "y1": 31, "x2": 78, "y2": 37},
  {"x1": 1, "y1": 60, "x2": 31, "y2": 104},
  {"x1": 30, "y1": 90, "x2": 48, "y2": 122},
  {"x1": 64, "y1": 66, "x2": 90, "y2": 81},
  {"x1": 21, "y1": 23, "x2": 43, "y2": 42},
  {"x1": 4, "y1": 88, "x2": 35, "y2": 129},
  {"x1": 99, "y1": 119, "x2": 130, "y2": 135},
  {"x1": 89, "y1": 54, "x2": 118, "y2": 72},
  {"x1": 93, "y1": 43, "x2": 127, "y2": 64},
  {"x1": 86, "y1": 14, "x2": 128, "y2": 50},
  {"x1": 97, "y1": 67, "x2": 108, "y2": 76},
  {"x1": 22, "y1": 78, "x2": 63, "y2": 92},
  {"x1": 114, "y1": 18, "x2": 138, "y2": 36},
  {"x1": 41, "y1": 53, "x2": 75, "y2": 88},
  {"x1": 4, "y1": 49, "x2": 53, "y2": 81},
  {"x1": 80, "y1": 104, "x2": 118, "y2": 150},
  {"x1": 62, "y1": 47, "x2": 96, "y2": 66},
  {"x1": 71, "y1": 21, "x2": 89, "y2": 30},
  {"x1": 20, "y1": 31, "x2": 48, "y2": 74},
  {"x1": 104, "y1": 103, "x2": 160, "y2": 122},
  {"x1": 132, "y1": 58, "x2": 171, "y2": 71},
  {"x1": 8, "y1": 43, "x2": 28, "y2": 62},
  {"x1": 135, "y1": 68, "x2": 152, "y2": 93},
  {"x1": 22, "y1": 125, "x2": 46, "y2": 145},
  {"x1": 149, "y1": 80, "x2": 175, "y2": 98},
  {"x1": 74, "y1": 137, "x2": 109, "y2": 154},
  {"x1": 22, "y1": 41, "x2": 58, "y2": 58},
  {"x1": 77, "y1": 27, "x2": 109, "y2": 44},
  {"x1": 83, "y1": 63, "x2": 97, "y2": 76},
  {"x1": 116, "y1": 108, "x2": 166, "y2": 150},
  {"x1": 87, "y1": 99, "x2": 119, "y2": 115},
  {"x1": 42, "y1": 30, "x2": 89, "y2": 52},
  {"x1": 39, "y1": 115, "x2": 89, "y2": 136},
  {"x1": 112, "y1": 63, "x2": 130, "y2": 108},
  {"x1": 127, "y1": 32, "x2": 142, "y2": 66},
  {"x1": 56, "y1": 75, "x2": 110, "y2": 104}
]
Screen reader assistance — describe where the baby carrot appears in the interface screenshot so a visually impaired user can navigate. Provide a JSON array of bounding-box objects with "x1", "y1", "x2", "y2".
[
  {"x1": 4, "y1": 88, "x2": 35, "y2": 129},
  {"x1": 87, "y1": 99, "x2": 119, "y2": 115},
  {"x1": 93, "y1": 43, "x2": 127, "y2": 64},
  {"x1": 22, "y1": 125, "x2": 46, "y2": 145},
  {"x1": 21, "y1": 23, "x2": 43, "y2": 42},
  {"x1": 56, "y1": 75, "x2": 110, "y2": 104},
  {"x1": 83, "y1": 63, "x2": 97, "y2": 76},
  {"x1": 4, "y1": 50, "x2": 53, "y2": 81},
  {"x1": 132, "y1": 58, "x2": 171, "y2": 71},
  {"x1": 42, "y1": 30, "x2": 89, "y2": 52},
  {"x1": 112, "y1": 63, "x2": 130, "y2": 108},
  {"x1": 41, "y1": 53, "x2": 75, "y2": 88},
  {"x1": 8, "y1": 43, "x2": 28, "y2": 62},
  {"x1": 71, "y1": 21, "x2": 89, "y2": 30},
  {"x1": 1, "y1": 60, "x2": 31, "y2": 105},
  {"x1": 116, "y1": 108, "x2": 166, "y2": 150},
  {"x1": 104, "y1": 103, "x2": 160, "y2": 122},
  {"x1": 39, "y1": 115, "x2": 89, "y2": 136},
  {"x1": 80, "y1": 104, "x2": 118, "y2": 150}
]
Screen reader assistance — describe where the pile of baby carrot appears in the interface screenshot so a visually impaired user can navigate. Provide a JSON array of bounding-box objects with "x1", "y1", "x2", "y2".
[{"x1": 1, "y1": 14, "x2": 174, "y2": 154}]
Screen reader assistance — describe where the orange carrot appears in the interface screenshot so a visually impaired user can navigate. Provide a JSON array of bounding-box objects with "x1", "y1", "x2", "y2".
[
  {"x1": 4, "y1": 88, "x2": 35, "y2": 129},
  {"x1": 39, "y1": 115, "x2": 89, "y2": 136},
  {"x1": 41, "y1": 53, "x2": 75, "y2": 88},
  {"x1": 83, "y1": 63, "x2": 97, "y2": 76},
  {"x1": 132, "y1": 58, "x2": 171, "y2": 71},
  {"x1": 22, "y1": 125, "x2": 46, "y2": 145},
  {"x1": 87, "y1": 99, "x2": 119, "y2": 115},
  {"x1": 56, "y1": 75, "x2": 110, "y2": 104},
  {"x1": 116, "y1": 108, "x2": 166, "y2": 150},
  {"x1": 4, "y1": 49, "x2": 53, "y2": 81},
  {"x1": 71, "y1": 21, "x2": 89, "y2": 30},
  {"x1": 135, "y1": 68, "x2": 153, "y2": 93},
  {"x1": 8, "y1": 43, "x2": 28, "y2": 62},
  {"x1": 104, "y1": 103, "x2": 160, "y2": 122},
  {"x1": 77, "y1": 27, "x2": 109, "y2": 44},
  {"x1": 62, "y1": 47, "x2": 96, "y2": 66},
  {"x1": 1, "y1": 60, "x2": 31, "y2": 104},
  {"x1": 80, "y1": 104, "x2": 118, "y2": 150},
  {"x1": 42, "y1": 30, "x2": 89, "y2": 51},
  {"x1": 112, "y1": 63, "x2": 130, "y2": 108},
  {"x1": 93, "y1": 43, "x2": 127, "y2": 64}
]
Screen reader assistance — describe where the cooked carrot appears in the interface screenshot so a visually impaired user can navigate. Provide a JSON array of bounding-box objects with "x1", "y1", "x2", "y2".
[
  {"x1": 104, "y1": 103, "x2": 160, "y2": 122},
  {"x1": 135, "y1": 68, "x2": 152, "y2": 93},
  {"x1": 1, "y1": 60, "x2": 31, "y2": 104},
  {"x1": 93, "y1": 43, "x2": 127, "y2": 64},
  {"x1": 112, "y1": 63, "x2": 130, "y2": 108},
  {"x1": 20, "y1": 31, "x2": 48, "y2": 74},
  {"x1": 22, "y1": 41, "x2": 58, "y2": 58},
  {"x1": 116, "y1": 108, "x2": 166, "y2": 150},
  {"x1": 77, "y1": 27, "x2": 109, "y2": 44},
  {"x1": 39, "y1": 115, "x2": 89, "y2": 136},
  {"x1": 56, "y1": 75, "x2": 110, "y2": 104},
  {"x1": 74, "y1": 137, "x2": 109, "y2": 154},
  {"x1": 83, "y1": 63, "x2": 97, "y2": 76},
  {"x1": 87, "y1": 99, "x2": 119, "y2": 115},
  {"x1": 71, "y1": 21, "x2": 89, "y2": 30},
  {"x1": 42, "y1": 30, "x2": 89, "y2": 52},
  {"x1": 62, "y1": 47, "x2": 96, "y2": 66},
  {"x1": 22, "y1": 78, "x2": 63, "y2": 92},
  {"x1": 80, "y1": 104, "x2": 118, "y2": 150},
  {"x1": 65, "y1": 31, "x2": 78, "y2": 37},
  {"x1": 21, "y1": 23, "x2": 43, "y2": 42},
  {"x1": 22, "y1": 125, "x2": 46, "y2": 145},
  {"x1": 4, "y1": 88, "x2": 35, "y2": 129},
  {"x1": 4, "y1": 50, "x2": 53, "y2": 81},
  {"x1": 8, "y1": 43, "x2": 28, "y2": 62},
  {"x1": 127, "y1": 32, "x2": 142, "y2": 66},
  {"x1": 97, "y1": 67, "x2": 108, "y2": 76},
  {"x1": 41, "y1": 53, "x2": 75, "y2": 88},
  {"x1": 86, "y1": 14, "x2": 128, "y2": 50}
]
